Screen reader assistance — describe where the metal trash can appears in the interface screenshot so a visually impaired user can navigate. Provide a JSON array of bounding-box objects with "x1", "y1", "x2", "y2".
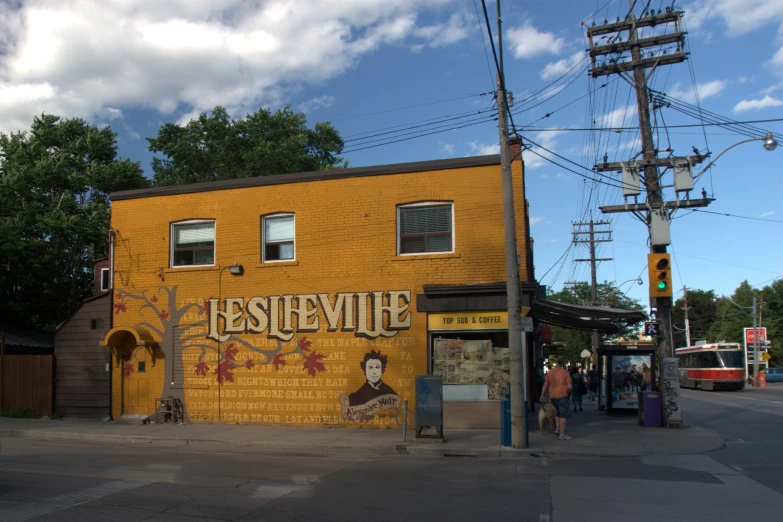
[{"x1": 638, "y1": 391, "x2": 662, "y2": 427}]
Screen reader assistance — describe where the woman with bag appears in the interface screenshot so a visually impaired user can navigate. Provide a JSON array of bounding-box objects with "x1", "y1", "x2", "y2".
[{"x1": 571, "y1": 368, "x2": 586, "y2": 412}]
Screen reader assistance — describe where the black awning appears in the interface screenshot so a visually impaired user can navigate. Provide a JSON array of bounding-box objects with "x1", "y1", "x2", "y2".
[{"x1": 531, "y1": 299, "x2": 647, "y2": 333}]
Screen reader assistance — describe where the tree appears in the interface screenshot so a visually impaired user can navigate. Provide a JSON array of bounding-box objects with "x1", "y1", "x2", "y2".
[
  {"x1": 709, "y1": 279, "x2": 783, "y2": 367},
  {"x1": 0, "y1": 114, "x2": 149, "y2": 329},
  {"x1": 148, "y1": 106, "x2": 346, "y2": 186},
  {"x1": 545, "y1": 281, "x2": 645, "y2": 365},
  {"x1": 672, "y1": 288, "x2": 717, "y2": 347}
]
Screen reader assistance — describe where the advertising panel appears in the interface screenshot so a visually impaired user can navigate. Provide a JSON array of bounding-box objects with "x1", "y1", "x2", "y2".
[{"x1": 609, "y1": 354, "x2": 653, "y2": 410}]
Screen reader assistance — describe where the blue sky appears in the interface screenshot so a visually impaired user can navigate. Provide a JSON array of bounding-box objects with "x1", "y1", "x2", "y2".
[{"x1": 0, "y1": 0, "x2": 781, "y2": 312}]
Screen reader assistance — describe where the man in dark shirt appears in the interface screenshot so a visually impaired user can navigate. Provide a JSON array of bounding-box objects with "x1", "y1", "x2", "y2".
[{"x1": 587, "y1": 364, "x2": 599, "y2": 401}]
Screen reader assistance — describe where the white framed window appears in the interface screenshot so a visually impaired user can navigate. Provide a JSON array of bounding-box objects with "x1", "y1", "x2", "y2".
[
  {"x1": 262, "y1": 214, "x2": 295, "y2": 262},
  {"x1": 397, "y1": 202, "x2": 454, "y2": 255},
  {"x1": 171, "y1": 220, "x2": 216, "y2": 267},
  {"x1": 100, "y1": 268, "x2": 110, "y2": 291}
]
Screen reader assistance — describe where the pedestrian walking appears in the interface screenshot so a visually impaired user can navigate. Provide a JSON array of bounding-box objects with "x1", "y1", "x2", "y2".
[
  {"x1": 587, "y1": 364, "x2": 598, "y2": 401},
  {"x1": 571, "y1": 369, "x2": 585, "y2": 412},
  {"x1": 540, "y1": 355, "x2": 573, "y2": 440}
]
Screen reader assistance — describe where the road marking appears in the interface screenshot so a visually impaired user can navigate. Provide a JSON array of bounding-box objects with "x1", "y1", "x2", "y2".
[
  {"x1": 0, "y1": 467, "x2": 183, "y2": 484},
  {"x1": 0, "y1": 480, "x2": 150, "y2": 522},
  {"x1": 541, "y1": 457, "x2": 549, "y2": 467}
]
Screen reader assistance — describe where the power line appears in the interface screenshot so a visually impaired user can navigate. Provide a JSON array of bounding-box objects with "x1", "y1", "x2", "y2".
[
  {"x1": 330, "y1": 94, "x2": 487, "y2": 123},
  {"x1": 512, "y1": 118, "x2": 783, "y2": 132},
  {"x1": 690, "y1": 209, "x2": 783, "y2": 224}
]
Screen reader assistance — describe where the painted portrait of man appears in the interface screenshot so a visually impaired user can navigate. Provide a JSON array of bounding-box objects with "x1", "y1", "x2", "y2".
[{"x1": 348, "y1": 349, "x2": 398, "y2": 406}]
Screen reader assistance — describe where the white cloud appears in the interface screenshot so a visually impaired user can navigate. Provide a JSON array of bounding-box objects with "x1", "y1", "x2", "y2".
[
  {"x1": 667, "y1": 80, "x2": 727, "y2": 103},
  {"x1": 540, "y1": 52, "x2": 584, "y2": 80},
  {"x1": 555, "y1": 172, "x2": 569, "y2": 179},
  {"x1": 529, "y1": 216, "x2": 546, "y2": 225},
  {"x1": 687, "y1": 0, "x2": 783, "y2": 35},
  {"x1": 522, "y1": 130, "x2": 565, "y2": 170},
  {"x1": 599, "y1": 105, "x2": 637, "y2": 128},
  {"x1": 439, "y1": 141, "x2": 455, "y2": 155},
  {"x1": 540, "y1": 174, "x2": 549, "y2": 179},
  {"x1": 298, "y1": 95, "x2": 336, "y2": 114},
  {"x1": 733, "y1": 95, "x2": 783, "y2": 113},
  {"x1": 466, "y1": 141, "x2": 500, "y2": 156},
  {"x1": 507, "y1": 21, "x2": 565, "y2": 59},
  {"x1": 0, "y1": 0, "x2": 464, "y2": 135},
  {"x1": 760, "y1": 211, "x2": 775, "y2": 217}
]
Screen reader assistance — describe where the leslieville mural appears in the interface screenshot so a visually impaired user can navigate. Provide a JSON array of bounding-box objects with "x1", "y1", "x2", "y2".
[{"x1": 113, "y1": 286, "x2": 411, "y2": 426}]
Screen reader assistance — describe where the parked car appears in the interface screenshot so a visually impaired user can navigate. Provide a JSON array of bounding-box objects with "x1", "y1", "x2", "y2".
[{"x1": 766, "y1": 368, "x2": 783, "y2": 383}]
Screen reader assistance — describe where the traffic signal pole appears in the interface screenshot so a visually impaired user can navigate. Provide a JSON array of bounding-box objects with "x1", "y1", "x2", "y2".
[{"x1": 588, "y1": 3, "x2": 710, "y2": 364}]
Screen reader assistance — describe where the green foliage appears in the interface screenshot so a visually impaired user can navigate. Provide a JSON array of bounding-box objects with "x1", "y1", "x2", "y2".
[
  {"x1": 672, "y1": 288, "x2": 717, "y2": 347},
  {"x1": 49, "y1": 412, "x2": 65, "y2": 420},
  {"x1": 148, "y1": 106, "x2": 346, "y2": 186},
  {"x1": 0, "y1": 114, "x2": 149, "y2": 329},
  {"x1": 1, "y1": 407, "x2": 39, "y2": 418},
  {"x1": 546, "y1": 281, "x2": 646, "y2": 365}
]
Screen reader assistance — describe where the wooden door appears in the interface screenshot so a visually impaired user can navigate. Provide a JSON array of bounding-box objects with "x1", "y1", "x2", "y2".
[{"x1": 123, "y1": 347, "x2": 149, "y2": 415}]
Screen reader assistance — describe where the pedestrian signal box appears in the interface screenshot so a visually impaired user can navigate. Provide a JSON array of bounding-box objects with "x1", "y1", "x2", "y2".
[{"x1": 647, "y1": 253, "x2": 673, "y2": 297}]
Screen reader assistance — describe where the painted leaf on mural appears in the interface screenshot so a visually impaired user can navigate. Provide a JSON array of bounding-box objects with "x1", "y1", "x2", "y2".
[
  {"x1": 194, "y1": 361, "x2": 209, "y2": 376},
  {"x1": 123, "y1": 362, "x2": 134, "y2": 376},
  {"x1": 203, "y1": 298, "x2": 210, "y2": 317},
  {"x1": 272, "y1": 353, "x2": 287, "y2": 372},
  {"x1": 224, "y1": 343, "x2": 238, "y2": 361},
  {"x1": 244, "y1": 359, "x2": 255, "y2": 370},
  {"x1": 151, "y1": 295, "x2": 158, "y2": 303},
  {"x1": 298, "y1": 336, "x2": 313, "y2": 353},
  {"x1": 215, "y1": 361, "x2": 235, "y2": 383},
  {"x1": 160, "y1": 310, "x2": 170, "y2": 320},
  {"x1": 114, "y1": 300, "x2": 127, "y2": 315},
  {"x1": 302, "y1": 351, "x2": 327, "y2": 377}
]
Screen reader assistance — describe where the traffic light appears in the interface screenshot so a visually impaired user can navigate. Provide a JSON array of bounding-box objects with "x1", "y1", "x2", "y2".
[{"x1": 647, "y1": 253, "x2": 673, "y2": 297}]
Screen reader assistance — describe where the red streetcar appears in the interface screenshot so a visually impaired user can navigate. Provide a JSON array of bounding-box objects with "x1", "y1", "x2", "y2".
[{"x1": 675, "y1": 342, "x2": 745, "y2": 391}]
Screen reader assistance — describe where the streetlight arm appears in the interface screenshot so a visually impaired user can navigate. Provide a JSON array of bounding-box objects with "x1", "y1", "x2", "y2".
[
  {"x1": 693, "y1": 132, "x2": 777, "y2": 182},
  {"x1": 693, "y1": 138, "x2": 761, "y2": 181}
]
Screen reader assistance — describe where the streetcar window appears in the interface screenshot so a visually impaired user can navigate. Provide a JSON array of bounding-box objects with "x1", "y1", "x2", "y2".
[
  {"x1": 719, "y1": 351, "x2": 743, "y2": 368},
  {"x1": 702, "y1": 352, "x2": 719, "y2": 368}
]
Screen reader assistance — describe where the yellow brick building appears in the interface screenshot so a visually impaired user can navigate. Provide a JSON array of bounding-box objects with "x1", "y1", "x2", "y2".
[{"x1": 101, "y1": 147, "x2": 538, "y2": 429}]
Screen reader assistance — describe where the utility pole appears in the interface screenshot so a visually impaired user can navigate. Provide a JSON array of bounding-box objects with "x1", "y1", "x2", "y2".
[
  {"x1": 494, "y1": 0, "x2": 527, "y2": 448},
  {"x1": 573, "y1": 219, "x2": 612, "y2": 358},
  {"x1": 752, "y1": 295, "x2": 759, "y2": 386},
  {"x1": 589, "y1": 3, "x2": 711, "y2": 362},
  {"x1": 683, "y1": 286, "x2": 691, "y2": 347}
]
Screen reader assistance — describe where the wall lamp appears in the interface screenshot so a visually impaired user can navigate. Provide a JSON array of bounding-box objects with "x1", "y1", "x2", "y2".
[{"x1": 228, "y1": 264, "x2": 244, "y2": 276}]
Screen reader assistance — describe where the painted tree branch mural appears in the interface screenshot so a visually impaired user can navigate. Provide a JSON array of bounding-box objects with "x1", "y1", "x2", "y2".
[{"x1": 113, "y1": 285, "x2": 329, "y2": 419}]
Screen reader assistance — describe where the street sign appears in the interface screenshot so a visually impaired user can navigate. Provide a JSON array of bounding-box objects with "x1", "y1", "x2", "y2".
[
  {"x1": 744, "y1": 327, "x2": 768, "y2": 346},
  {"x1": 520, "y1": 316, "x2": 534, "y2": 332},
  {"x1": 762, "y1": 352, "x2": 771, "y2": 361},
  {"x1": 644, "y1": 322, "x2": 659, "y2": 336}
]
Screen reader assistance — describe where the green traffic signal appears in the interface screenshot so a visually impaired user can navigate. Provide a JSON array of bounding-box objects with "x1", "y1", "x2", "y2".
[{"x1": 657, "y1": 281, "x2": 667, "y2": 290}]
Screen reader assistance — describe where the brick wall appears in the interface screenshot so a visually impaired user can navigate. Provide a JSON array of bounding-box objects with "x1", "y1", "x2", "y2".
[{"x1": 109, "y1": 159, "x2": 528, "y2": 427}]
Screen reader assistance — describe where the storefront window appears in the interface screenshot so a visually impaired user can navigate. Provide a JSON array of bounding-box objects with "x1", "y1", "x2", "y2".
[{"x1": 432, "y1": 336, "x2": 510, "y2": 399}]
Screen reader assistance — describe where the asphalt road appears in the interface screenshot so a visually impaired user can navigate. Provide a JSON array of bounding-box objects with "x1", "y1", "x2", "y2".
[
  {"x1": 679, "y1": 383, "x2": 783, "y2": 494},
  {"x1": 0, "y1": 386, "x2": 781, "y2": 522}
]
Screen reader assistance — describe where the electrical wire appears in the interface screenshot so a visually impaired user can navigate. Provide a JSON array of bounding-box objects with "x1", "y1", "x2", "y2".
[{"x1": 689, "y1": 209, "x2": 783, "y2": 224}]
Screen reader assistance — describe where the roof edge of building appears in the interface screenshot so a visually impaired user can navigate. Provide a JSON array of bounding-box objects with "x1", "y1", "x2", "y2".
[{"x1": 111, "y1": 154, "x2": 502, "y2": 201}]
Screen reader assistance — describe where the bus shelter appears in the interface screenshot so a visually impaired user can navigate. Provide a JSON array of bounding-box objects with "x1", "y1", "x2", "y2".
[{"x1": 597, "y1": 344, "x2": 658, "y2": 415}]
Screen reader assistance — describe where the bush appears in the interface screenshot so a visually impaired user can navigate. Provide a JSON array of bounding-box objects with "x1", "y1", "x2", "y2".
[
  {"x1": 1, "y1": 407, "x2": 40, "y2": 418},
  {"x1": 49, "y1": 412, "x2": 64, "y2": 420}
]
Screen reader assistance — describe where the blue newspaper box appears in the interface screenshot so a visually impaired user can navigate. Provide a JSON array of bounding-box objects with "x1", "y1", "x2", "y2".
[
  {"x1": 500, "y1": 397, "x2": 511, "y2": 446},
  {"x1": 639, "y1": 391, "x2": 662, "y2": 427}
]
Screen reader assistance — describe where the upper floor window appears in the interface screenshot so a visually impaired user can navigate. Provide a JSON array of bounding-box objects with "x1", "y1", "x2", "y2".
[
  {"x1": 171, "y1": 220, "x2": 215, "y2": 267},
  {"x1": 398, "y1": 202, "x2": 453, "y2": 255},
  {"x1": 100, "y1": 268, "x2": 110, "y2": 291},
  {"x1": 263, "y1": 214, "x2": 295, "y2": 262}
]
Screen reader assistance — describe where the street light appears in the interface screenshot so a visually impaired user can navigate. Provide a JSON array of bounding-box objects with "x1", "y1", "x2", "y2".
[{"x1": 694, "y1": 132, "x2": 778, "y2": 181}]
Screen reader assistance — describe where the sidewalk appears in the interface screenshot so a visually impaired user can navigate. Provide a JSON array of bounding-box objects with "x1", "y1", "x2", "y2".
[{"x1": 0, "y1": 403, "x2": 725, "y2": 459}]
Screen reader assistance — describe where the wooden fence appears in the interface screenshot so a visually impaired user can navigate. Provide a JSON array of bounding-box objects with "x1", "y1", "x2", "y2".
[{"x1": 0, "y1": 355, "x2": 54, "y2": 416}]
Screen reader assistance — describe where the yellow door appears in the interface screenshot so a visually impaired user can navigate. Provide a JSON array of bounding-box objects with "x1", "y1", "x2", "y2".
[{"x1": 123, "y1": 347, "x2": 149, "y2": 415}]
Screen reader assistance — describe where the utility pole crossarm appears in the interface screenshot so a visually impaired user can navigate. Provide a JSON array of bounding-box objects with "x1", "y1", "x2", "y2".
[
  {"x1": 587, "y1": 10, "x2": 682, "y2": 37},
  {"x1": 591, "y1": 52, "x2": 687, "y2": 77},
  {"x1": 594, "y1": 155, "x2": 707, "y2": 172},
  {"x1": 600, "y1": 198, "x2": 714, "y2": 213},
  {"x1": 590, "y1": 32, "x2": 685, "y2": 57}
]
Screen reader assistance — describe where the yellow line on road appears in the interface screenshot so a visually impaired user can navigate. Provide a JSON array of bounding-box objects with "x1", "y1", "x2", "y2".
[{"x1": 0, "y1": 467, "x2": 184, "y2": 484}]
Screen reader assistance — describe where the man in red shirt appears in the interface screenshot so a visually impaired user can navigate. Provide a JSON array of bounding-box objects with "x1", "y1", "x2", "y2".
[{"x1": 540, "y1": 355, "x2": 573, "y2": 440}]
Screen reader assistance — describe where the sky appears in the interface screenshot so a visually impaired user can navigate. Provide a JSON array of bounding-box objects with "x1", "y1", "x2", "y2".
[{"x1": 0, "y1": 0, "x2": 781, "y2": 318}]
